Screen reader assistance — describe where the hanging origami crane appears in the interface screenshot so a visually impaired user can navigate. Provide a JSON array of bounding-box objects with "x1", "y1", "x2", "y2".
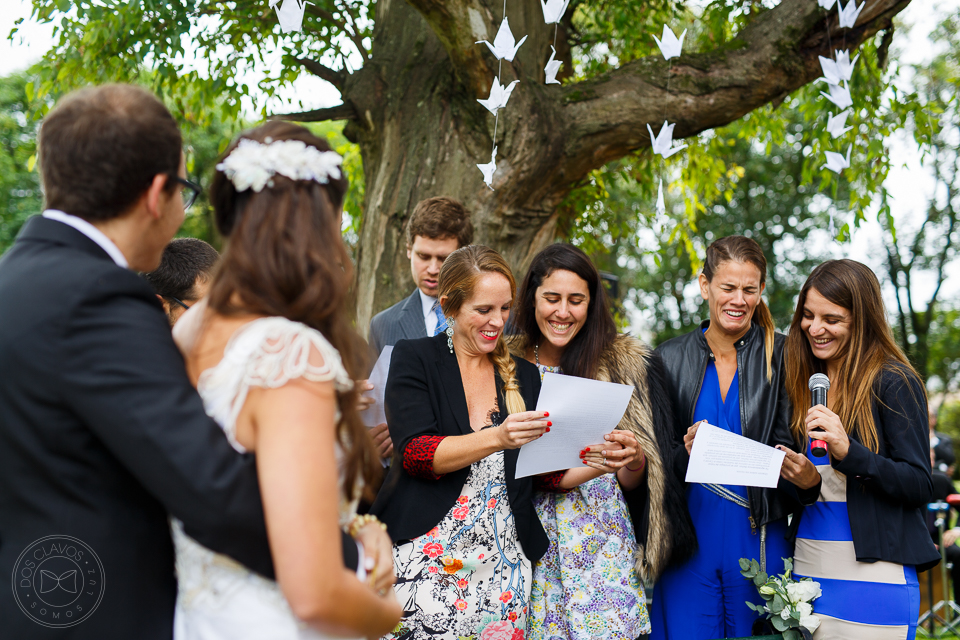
[
  {"x1": 478, "y1": 77, "x2": 520, "y2": 115},
  {"x1": 477, "y1": 17, "x2": 528, "y2": 62},
  {"x1": 825, "y1": 109, "x2": 852, "y2": 138},
  {"x1": 818, "y1": 49, "x2": 860, "y2": 85},
  {"x1": 272, "y1": 0, "x2": 311, "y2": 33},
  {"x1": 818, "y1": 0, "x2": 837, "y2": 8},
  {"x1": 478, "y1": 146, "x2": 498, "y2": 189},
  {"x1": 544, "y1": 46, "x2": 562, "y2": 85},
  {"x1": 656, "y1": 179, "x2": 666, "y2": 216},
  {"x1": 838, "y1": 0, "x2": 865, "y2": 29},
  {"x1": 540, "y1": 0, "x2": 569, "y2": 25},
  {"x1": 822, "y1": 145, "x2": 852, "y2": 173},
  {"x1": 653, "y1": 25, "x2": 685, "y2": 61},
  {"x1": 646, "y1": 121, "x2": 688, "y2": 159},
  {"x1": 820, "y1": 82, "x2": 853, "y2": 109}
]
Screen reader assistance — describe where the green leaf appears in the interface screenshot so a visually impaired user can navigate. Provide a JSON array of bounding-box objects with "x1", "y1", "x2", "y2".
[
  {"x1": 770, "y1": 594, "x2": 785, "y2": 614},
  {"x1": 739, "y1": 558, "x2": 751, "y2": 571},
  {"x1": 772, "y1": 615, "x2": 789, "y2": 632},
  {"x1": 783, "y1": 629, "x2": 801, "y2": 640}
]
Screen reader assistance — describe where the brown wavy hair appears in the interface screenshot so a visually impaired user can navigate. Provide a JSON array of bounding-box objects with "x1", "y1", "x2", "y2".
[
  {"x1": 703, "y1": 236, "x2": 776, "y2": 382},
  {"x1": 785, "y1": 259, "x2": 923, "y2": 453},
  {"x1": 438, "y1": 245, "x2": 526, "y2": 415},
  {"x1": 208, "y1": 120, "x2": 379, "y2": 500}
]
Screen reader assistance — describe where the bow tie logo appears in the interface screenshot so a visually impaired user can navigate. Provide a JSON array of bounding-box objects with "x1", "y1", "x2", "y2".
[{"x1": 39, "y1": 569, "x2": 78, "y2": 594}]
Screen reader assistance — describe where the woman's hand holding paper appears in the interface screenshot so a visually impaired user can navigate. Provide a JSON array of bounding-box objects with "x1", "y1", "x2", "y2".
[{"x1": 497, "y1": 410, "x2": 550, "y2": 449}]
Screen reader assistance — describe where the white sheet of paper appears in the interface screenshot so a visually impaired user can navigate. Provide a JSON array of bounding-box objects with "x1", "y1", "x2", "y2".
[
  {"x1": 684, "y1": 422, "x2": 786, "y2": 488},
  {"x1": 360, "y1": 346, "x2": 393, "y2": 428},
  {"x1": 515, "y1": 372, "x2": 634, "y2": 478}
]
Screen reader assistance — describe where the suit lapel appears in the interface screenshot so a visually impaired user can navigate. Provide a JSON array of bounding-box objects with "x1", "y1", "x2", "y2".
[
  {"x1": 435, "y1": 336, "x2": 471, "y2": 435},
  {"x1": 400, "y1": 289, "x2": 427, "y2": 340}
]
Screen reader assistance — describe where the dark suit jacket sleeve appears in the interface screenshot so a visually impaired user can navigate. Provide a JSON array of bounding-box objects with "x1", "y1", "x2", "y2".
[
  {"x1": 386, "y1": 339, "x2": 443, "y2": 458},
  {"x1": 59, "y1": 272, "x2": 278, "y2": 577},
  {"x1": 834, "y1": 370, "x2": 934, "y2": 509}
]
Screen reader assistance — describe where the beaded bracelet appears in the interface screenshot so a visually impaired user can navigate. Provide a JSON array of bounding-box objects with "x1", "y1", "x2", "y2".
[
  {"x1": 347, "y1": 513, "x2": 387, "y2": 538},
  {"x1": 625, "y1": 450, "x2": 647, "y2": 473}
]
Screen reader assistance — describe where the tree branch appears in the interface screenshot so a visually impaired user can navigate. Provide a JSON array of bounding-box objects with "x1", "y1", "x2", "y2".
[
  {"x1": 293, "y1": 56, "x2": 346, "y2": 90},
  {"x1": 555, "y1": 0, "x2": 911, "y2": 179},
  {"x1": 269, "y1": 103, "x2": 357, "y2": 122}
]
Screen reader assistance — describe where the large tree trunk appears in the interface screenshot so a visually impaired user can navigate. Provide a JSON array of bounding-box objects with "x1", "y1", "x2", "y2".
[{"x1": 316, "y1": 0, "x2": 912, "y2": 332}]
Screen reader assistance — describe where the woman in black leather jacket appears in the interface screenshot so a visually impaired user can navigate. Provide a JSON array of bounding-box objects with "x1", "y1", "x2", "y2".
[{"x1": 650, "y1": 236, "x2": 819, "y2": 640}]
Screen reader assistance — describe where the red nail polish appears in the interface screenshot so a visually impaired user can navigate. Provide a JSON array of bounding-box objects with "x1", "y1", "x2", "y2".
[
  {"x1": 544, "y1": 412, "x2": 549, "y2": 417},
  {"x1": 546, "y1": 427, "x2": 551, "y2": 433},
  {"x1": 547, "y1": 421, "x2": 552, "y2": 427}
]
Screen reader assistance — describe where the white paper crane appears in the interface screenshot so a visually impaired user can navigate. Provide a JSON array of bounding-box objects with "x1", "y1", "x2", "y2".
[
  {"x1": 478, "y1": 146, "x2": 498, "y2": 189},
  {"x1": 477, "y1": 77, "x2": 520, "y2": 115},
  {"x1": 545, "y1": 46, "x2": 562, "y2": 85},
  {"x1": 656, "y1": 179, "x2": 666, "y2": 216},
  {"x1": 826, "y1": 109, "x2": 852, "y2": 138},
  {"x1": 818, "y1": 0, "x2": 837, "y2": 8},
  {"x1": 540, "y1": 0, "x2": 570, "y2": 25},
  {"x1": 818, "y1": 50, "x2": 860, "y2": 85},
  {"x1": 838, "y1": 0, "x2": 865, "y2": 29},
  {"x1": 822, "y1": 145, "x2": 852, "y2": 173},
  {"x1": 820, "y1": 81, "x2": 853, "y2": 109},
  {"x1": 477, "y1": 17, "x2": 528, "y2": 62},
  {"x1": 273, "y1": 0, "x2": 311, "y2": 33},
  {"x1": 653, "y1": 25, "x2": 686, "y2": 61},
  {"x1": 646, "y1": 121, "x2": 688, "y2": 159}
]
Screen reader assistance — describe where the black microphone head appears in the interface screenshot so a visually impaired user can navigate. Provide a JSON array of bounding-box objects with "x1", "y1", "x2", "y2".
[{"x1": 809, "y1": 373, "x2": 830, "y2": 391}]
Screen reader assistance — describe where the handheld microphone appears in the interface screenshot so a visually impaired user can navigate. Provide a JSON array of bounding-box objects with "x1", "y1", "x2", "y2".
[{"x1": 808, "y1": 373, "x2": 830, "y2": 457}]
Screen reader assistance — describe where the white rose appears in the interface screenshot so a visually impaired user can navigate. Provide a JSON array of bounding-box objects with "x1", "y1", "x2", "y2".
[
  {"x1": 780, "y1": 607, "x2": 791, "y2": 620},
  {"x1": 800, "y1": 613, "x2": 821, "y2": 633},
  {"x1": 796, "y1": 602, "x2": 812, "y2": 618},
  {"x1": 797, "y1": 580, "x2": 823, "y2": 602}
]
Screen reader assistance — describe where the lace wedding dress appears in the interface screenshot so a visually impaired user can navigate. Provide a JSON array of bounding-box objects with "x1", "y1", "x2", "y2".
[{"x1": 171, "y1": 313, "x2": 362, "y2": 640}]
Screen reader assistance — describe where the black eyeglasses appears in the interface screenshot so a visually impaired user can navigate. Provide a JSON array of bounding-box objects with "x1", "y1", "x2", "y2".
[
  {"x1": 164, "y1": 296, "x2": 191, "y2": 311},
  {"x1": 172, "y1": 177, "x2": 202, "y2": 210}
]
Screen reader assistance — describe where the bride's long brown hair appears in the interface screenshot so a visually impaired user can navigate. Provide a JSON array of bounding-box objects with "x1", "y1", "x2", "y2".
[
  {"x1": 785, "y1": 260, "x2": 923, "y2": 453},
  {"x1": 208, "y1": 121, "x2": 379, "y2": 500}
]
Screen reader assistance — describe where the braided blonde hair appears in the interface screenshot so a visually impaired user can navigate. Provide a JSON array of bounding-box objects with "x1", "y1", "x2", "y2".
[{"x1": 438, "y1": 245, "x2": 527, "y2": 415}]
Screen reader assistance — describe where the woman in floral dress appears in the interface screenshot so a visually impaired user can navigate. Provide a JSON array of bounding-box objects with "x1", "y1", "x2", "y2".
[
  {"x1": 510, "y1": 244, "x2": 696, "y2": 640},
  {"x1": 370, "y1": 246, "x2": 641, "y2": 640}
]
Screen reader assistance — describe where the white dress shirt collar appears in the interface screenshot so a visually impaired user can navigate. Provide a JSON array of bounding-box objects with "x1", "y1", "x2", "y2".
[
  {"x1": 419, "y1": 288, "x2": 439, "y2": 336},
  {"x1": 42, "y1": 209, "x2": 129, "y2": 269}
]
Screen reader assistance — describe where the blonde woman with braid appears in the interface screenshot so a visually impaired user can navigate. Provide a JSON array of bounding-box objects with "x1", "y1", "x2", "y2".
[{"x1": 370, "y1": 245, "x2": 636, "y2": 640}]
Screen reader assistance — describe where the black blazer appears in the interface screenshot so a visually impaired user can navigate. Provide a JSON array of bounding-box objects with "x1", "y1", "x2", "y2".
[
  {"x1": 0, "y1": 217, "x2": 351, "y2": 638},
  {"x1": 828, "y1": 366, "x2": 940, "y2": 571},
  {"x1": 370, "y1": 333, "x2": 549, "y2": 562}
]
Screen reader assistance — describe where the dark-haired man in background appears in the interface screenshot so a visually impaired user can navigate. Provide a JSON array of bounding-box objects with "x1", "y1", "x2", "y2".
[
  {"x1": 365, "y1": 197, "x2": 473, "y2": 462},
  {"x1": 144, "y1": 237, "x2": 219, "y2": 325}
]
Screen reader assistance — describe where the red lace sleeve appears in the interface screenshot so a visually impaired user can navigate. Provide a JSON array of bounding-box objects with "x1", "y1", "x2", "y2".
[
  {"x1": 533, "y1": 471, "x2": 570, "y2": 493},
  {"x1": 402, "y1": 435, "x2": 447, "y2": 480}
]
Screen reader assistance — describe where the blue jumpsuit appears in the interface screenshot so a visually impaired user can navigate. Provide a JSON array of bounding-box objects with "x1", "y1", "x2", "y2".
[{"x1": 650, "y1": 361, "x2": 791, "y2": 640}]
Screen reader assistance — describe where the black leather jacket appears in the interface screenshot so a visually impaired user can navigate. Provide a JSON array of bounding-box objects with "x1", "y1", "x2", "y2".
[{"x1": 655, "y1": 320, "x2": 813, "y2": 529}]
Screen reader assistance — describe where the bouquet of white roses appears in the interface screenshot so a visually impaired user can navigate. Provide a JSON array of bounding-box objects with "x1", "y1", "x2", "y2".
[{"x1": 740, "y1": 557, "x2": 821, "y2": 640}]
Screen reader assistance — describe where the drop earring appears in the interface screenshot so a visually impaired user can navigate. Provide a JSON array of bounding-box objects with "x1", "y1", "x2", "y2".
[{"x1": 445, "y1": 318, "x2": 455, "y2": 354}]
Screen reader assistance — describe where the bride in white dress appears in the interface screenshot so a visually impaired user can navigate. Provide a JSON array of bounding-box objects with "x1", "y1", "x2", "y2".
[{"x1": 170, "y1": 122, "x2": 402, "y2": 640}]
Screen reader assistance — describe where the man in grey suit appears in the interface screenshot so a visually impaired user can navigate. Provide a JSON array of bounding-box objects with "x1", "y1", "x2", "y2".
[{"x1": 365, "y1": 197, "x2": 473, "y2": 459}]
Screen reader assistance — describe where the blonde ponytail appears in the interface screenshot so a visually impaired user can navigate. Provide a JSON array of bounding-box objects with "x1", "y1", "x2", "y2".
[
  {"x1": 754, "y1": 299, "x2": 775, "y2": 383},
  {"x1": 492, "y1": 338, "x2": 526, "y2": 415}
]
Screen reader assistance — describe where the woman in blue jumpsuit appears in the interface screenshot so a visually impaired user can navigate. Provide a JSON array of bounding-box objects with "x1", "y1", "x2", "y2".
[{"x1": 653, "y1": 236, "x2": 819, "y2": 639}]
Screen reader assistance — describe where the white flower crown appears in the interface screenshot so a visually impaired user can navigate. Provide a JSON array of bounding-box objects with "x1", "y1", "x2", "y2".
[{"x1": 216, "y1": 137, "x2": 343, "y2": 193}]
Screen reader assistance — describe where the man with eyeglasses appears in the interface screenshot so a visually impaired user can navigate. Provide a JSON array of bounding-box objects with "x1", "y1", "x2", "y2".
[{"x1": 143, "y1": 237, "x2": 219, "y2": 325}]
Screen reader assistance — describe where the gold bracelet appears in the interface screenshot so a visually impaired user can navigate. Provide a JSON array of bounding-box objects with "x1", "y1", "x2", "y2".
[{"x1": 347, "y1": 513, "x2": 387, "y2": 538}]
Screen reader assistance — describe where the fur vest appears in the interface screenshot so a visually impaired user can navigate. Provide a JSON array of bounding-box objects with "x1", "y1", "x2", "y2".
[{"x1": 510, "y1": 334, "x2": 697, "y2": 582}]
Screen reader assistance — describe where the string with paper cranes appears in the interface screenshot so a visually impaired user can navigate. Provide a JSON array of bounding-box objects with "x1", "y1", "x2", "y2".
[
  {"x1": 646, "y1": 24, "x2": 689, "y2": 230},
  {"x1": 474, "y1": 0, "x2": 528, "y2": 189},
  {"x1": 816, "y1": 0, "x2": 867, "y2": 236}
]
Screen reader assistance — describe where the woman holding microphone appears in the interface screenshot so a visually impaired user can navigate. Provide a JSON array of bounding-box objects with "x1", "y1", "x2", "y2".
[
  {"x1": 652, "y1": 236, "x2": 819, "y2": 639},
  {"x1": 783, "y1": 260, "x2": 939, "y2": 639}
]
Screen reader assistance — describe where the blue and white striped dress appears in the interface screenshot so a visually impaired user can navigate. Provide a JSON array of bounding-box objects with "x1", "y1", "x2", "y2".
[{"x1": 794, "y1": 446, "x2": 920, "y2": 640}]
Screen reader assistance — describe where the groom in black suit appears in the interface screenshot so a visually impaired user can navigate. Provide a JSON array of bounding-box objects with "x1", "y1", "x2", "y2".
[{"x1": 0, "y1": 85, "x2": 356, "y2": 638}]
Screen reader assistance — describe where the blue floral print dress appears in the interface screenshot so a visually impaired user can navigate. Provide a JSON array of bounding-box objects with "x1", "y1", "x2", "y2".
[{"x1": 527, "y1": 362, "x2": 650, "y2": 640}]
